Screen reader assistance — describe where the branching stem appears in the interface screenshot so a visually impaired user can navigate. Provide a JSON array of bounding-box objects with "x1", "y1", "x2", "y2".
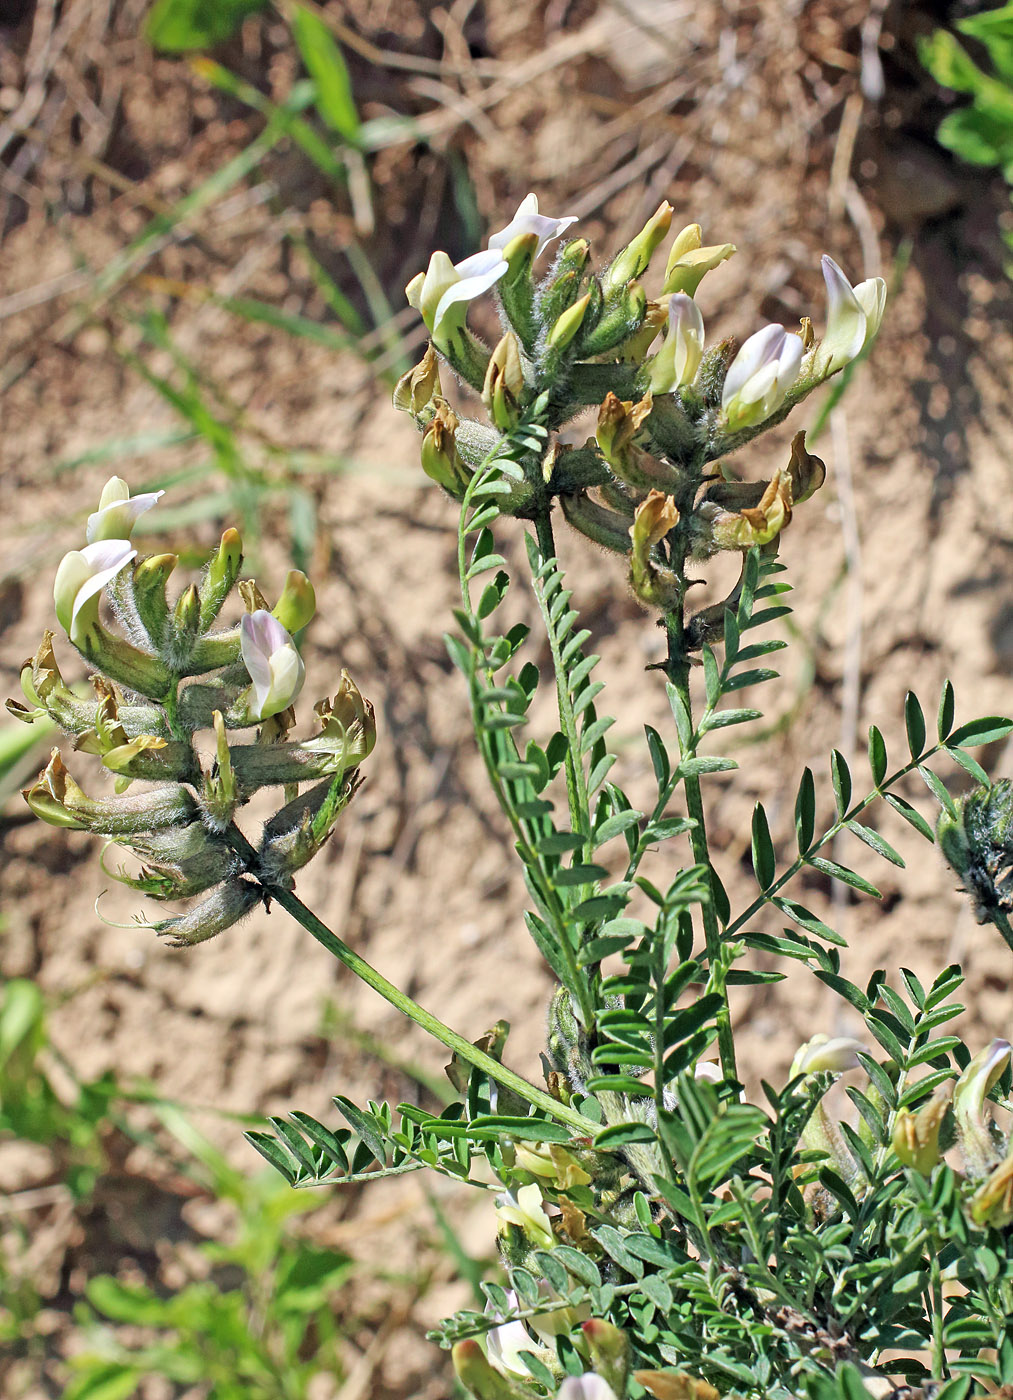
[{"x1": 222, "y1": 824, "x2": 597, "y2": 1137}]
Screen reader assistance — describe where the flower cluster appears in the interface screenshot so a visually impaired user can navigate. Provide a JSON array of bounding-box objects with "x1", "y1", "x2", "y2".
[
  {"x1": 791, "y1": 1029, "x2": 1013, "y2": 1230},
  {"x1": 10, "y1": 479, "x2": 375, "y2": 945},
  {"x1": 395, "y1": 193, "x2": 885, "y2": 637}
]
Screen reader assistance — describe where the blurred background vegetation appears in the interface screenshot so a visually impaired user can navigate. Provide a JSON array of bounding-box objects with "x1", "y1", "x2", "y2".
[{"x1": 2, "y1": 1, "x2": 1013, "y2": 1396}]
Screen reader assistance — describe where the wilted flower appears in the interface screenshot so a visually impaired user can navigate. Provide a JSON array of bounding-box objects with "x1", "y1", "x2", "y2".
[
  {"x1": 721, "y1": 324, "x2": 804, "y2": 431},
  {"x1": 811, "y1": 255, "x2": 887, "y2": 379},
  {"x1": 892, "y1": 1082, "x2": 953, "y2": 1176},
  {"x1": 86, "y1": 476, "x2": 163, "y2": 543},
  {"x1": 239, "y1": 611, "x2": 305, "y2": 722},
  {"x1": 649, "y1": 294, "x2": 705, "y2": 394},
  {"x1": 405, "y1": 249, "x2": 508, "y2": 345},
  {"x1": 488, "y1": 191, "x2": 578, "y2": 259},
  {"x1": 54, "y1": 540, "x2": 136, "y2": 645}
]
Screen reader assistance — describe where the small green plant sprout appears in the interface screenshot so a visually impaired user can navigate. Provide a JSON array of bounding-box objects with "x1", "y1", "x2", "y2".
[{"x1": 9, "y1": 476, "x2": 375, "y2": 945}]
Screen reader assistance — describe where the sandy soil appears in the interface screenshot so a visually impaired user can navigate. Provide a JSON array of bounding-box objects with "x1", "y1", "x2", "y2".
[{"x1": 2, "y1": 1, "x2": 1013, "y2": 1395}]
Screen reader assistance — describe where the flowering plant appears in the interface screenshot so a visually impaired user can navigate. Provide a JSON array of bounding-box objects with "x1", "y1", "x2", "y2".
[{"x1": 16, "y1": 198, "x2": 1013, "y2": 1399}]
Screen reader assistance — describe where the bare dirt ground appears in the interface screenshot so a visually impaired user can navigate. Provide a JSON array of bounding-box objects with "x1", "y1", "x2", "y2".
[{"x1": 2, "y1": 0, "x2": 1013, "y2": 1395}]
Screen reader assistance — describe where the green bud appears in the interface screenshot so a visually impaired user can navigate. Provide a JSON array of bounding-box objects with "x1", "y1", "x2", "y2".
[
  {"x1": 153, "y1": 876, "x2": 262, "y2": 948},
  {"x1": 577, "y1": 282, "x2": 647, "y2": 359},
  {"x1": 172, "y1": 583, "x2": 202, "y2": 661},
  {"x1": 482, "y1": 333, "x2": 526, "y2": 431},
  {"x1": 582, "y1": 1319, "x2": 631, "y2": 1397},
  {"x1": 199, "y1": 529, "x2": 243, "y2": 631},
  {"x1": 259, "y1": 769, "x2": 360, "y2": 884},
  {"x1": 937, "y1": 781, "x2": 1013, "y2": 939},
  {"x1": 546, "y1": 293, "x2": 591, "y2": 352},
  {"x1": 560, "y1": 491, "x2": 632, "y2": 558},
  {"x1": 132, "y1": 553, "x2": 178, "y2": 649},
  {"x1": 603, "y1": 201, "x2": 673, "y2": 295},
  {"x1": 273, "y1": 570, "x2": 316, "y2": 635},
  {"x1": 452, "y1": 1341, "x2": 530, "y2": 1400}
]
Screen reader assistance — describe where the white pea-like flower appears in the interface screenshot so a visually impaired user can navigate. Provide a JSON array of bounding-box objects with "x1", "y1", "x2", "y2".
[
  {"x1": 791, "y1": 1034, "x2": 866, "y2": 1078},
  {"x1": 488, "y1": 191, "x2": 578, "y2": 259},
  {"x1": 240, "y1": 611, "x2": 305, "y2": 721},
  {"x1": 557, "y1": 1376, "x2": 618, "y2": 1400},
  {"x1": 813, "y1": 255, "x2": 887, "y2": 378},
  {"x1": 54, "y1": 539, "x2": 136, "y2": 643},
  {"x1": 649, "y1": 293, "x2": 705, "y2": 393},
  {"x1": 86, "y1": 476, "x2": 164, "y2": 543},
  {"x1": 405, "y1": 248, "x2": 508, "y2": 345},
  {"x1": 721, "y1": 323, "x2": 804, "y2": 431}
]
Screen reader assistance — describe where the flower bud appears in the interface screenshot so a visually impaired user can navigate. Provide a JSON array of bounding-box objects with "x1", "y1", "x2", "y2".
[
  {"x1": 790, "y1": 1034, "x2": 865, "y2": 1078},
  {"x1": 172, "y1": 583, "x2": 202, "y2": 655},
  {"x1": 546, "y1": 292, "x2": 591, "y2": 351},
  {"x1": 393, "y1": 346, "x2": 443, "y2": 420},
  {"x1": 239, "y1": 612, "x2": 305, "y2": 722},
  {"x1": 891, "y1": 1082, "x2": 952, "y2": 1176},
  {"x1": 648, "y1": 294, "x2": 705, "y2": 394},
  {"x1": 202, "y1": 711, "x2": 238, "y2": 830},
  {"x1": 662, "y1": 223, "x2": 736, "y2": 297},
  {"x1": 54, "y1": 540, "x2": 136, "y2": 644},
  {"x1": 482, "y1": 333, "x2": 526, "y2": 431},
  {"x1": 452, "y1": 1340, "x2": 527, "y2": 1400},
  {"x1": 953, "y1": 1038, "x2": 1011, "y2": 1177},
  {"x1": 86, "y1": 476, "x2": 163, "y2": 543},
  {"x1": 514, "y1": 1142, "x2": 592, "y2": 1191},
  {"x1": 603, "y1": 201, "x2": 673, "y2": 294},
  {"x1": 273, "y1": 570, "x2": 316, "y2": 635},
  {"x1": 560, "y1": 491, "x2": 632, "y2": 557},
  {"x1": 132, "y1": 553, "x2": 178, "y2": 648},
  {"x1": 198, "y1": 529, "x2": 243, "y2": 631},
  {"x1": 721, "y1": 325, "x2": 804, "y2": 431},
  {"x1": 582, "y1": 1320, "x2": 630, "y2": 1397},
  {"x1": 153, "y1": 876, "x2": 262, "y2": 948}
]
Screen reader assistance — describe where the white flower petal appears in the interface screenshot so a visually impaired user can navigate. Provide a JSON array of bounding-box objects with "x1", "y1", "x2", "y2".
[
  {"x1": 241, "y1": 610, "x2": 304, "y2": 719},
  {"x1": 815, "y1": 255, "x2": 868, "y2": 376},
  {"x1": 722, "y1": 324, "x2": 785, "y2": 407},
  {"x1": 558, "y1": 1377, "x2": 618, "y2": 1400},
  {"x1": 432, "y1": 251, "x2": 508, "y2": 339},
  {"x1": 87, "y1": 487, "x2": 164, "y2": 543},
  {"x1": 488, "y1": 192, "x2": 578, "y2": 258},
  {"x1": 54, "y1": 539, "x2": 136, "y2": 638}
]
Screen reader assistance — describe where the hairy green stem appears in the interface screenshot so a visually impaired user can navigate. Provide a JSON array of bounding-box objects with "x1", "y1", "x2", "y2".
[
  {"x1": 223, "y1": 824, "x2": 596, "y2": 1136},
  {"x1": 665, "y1": 612, "x2": 738, "y2": 1083}
]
